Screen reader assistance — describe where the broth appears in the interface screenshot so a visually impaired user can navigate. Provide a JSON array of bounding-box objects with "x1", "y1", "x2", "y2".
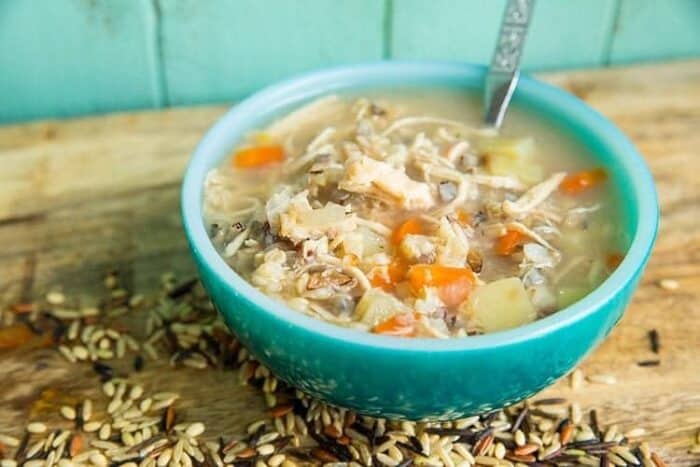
[{"x1": 203, "y1": 90, "x2": 625, "y2": 338}]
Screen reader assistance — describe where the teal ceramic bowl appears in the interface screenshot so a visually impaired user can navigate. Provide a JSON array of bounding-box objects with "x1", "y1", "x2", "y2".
[{"x1": 181, "y1": 62, "x2": 658, "y2": 420}]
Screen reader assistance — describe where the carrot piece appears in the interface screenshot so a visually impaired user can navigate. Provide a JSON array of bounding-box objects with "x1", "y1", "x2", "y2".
[
  {"x1": 436, "y1": 278, "x2": 475, "y2": 307},
  {"x1": 231, "y1": 145, "x2": 284, "y2": 169},
  {"x1": 560, "y1": 168, "x2": 607, "y2": 195},
  {"x1": 606, "y1": 252, "x2": 624, "y2": 270},
  {"x1": 370, "y1": 258, "x2": 407, "y2": 291},
  {"x1": 407, "y1": 264, "x2": 476, "y2": 307},
  {"x1": 391, "y1": 218, "x2": 424, "y2": 245},
  {"x1": 10, "y1": 302, "x2": 35, "y2": 314},
  {"x1": 455, "y1": 209, "x2": 471, "y2": 226},
  {"x1": 372, "y1": 312, "x2": 420, "y2": 337},
  {"x1": 0, "y1": 323, "x2": 35, "y2": 349},
  {"x1": 495, "y1": 229, "x2": 528, "y2": 256}
]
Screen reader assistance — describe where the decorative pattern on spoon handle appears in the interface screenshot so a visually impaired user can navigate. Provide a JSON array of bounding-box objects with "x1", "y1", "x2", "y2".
[
  {"x1": 484, "y1": 0, "x2": 535, "y2": 129},
  {"x1": 491, "y1": 0, "x2": 535, "y2": 73}
]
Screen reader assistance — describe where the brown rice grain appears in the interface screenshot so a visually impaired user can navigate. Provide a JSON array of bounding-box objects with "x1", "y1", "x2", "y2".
[
  {"x1": 587, "y1": 373, "x2": 617, "y2": 385},
  {"x1": 268, "y1": 454, "x2": 286, "y2": 467},
  {"x1": 26, "y1": 422, "x2": 47, "y2": 434},
  {"x1": 58, "y1": 345, "x2": 77, "y2": 363},
  {"x1": 474, "y1": 455, "x2": 500, "y2": 465},
  {"x1": 25, "y1": 439, "x2": 44, "y2": 458},
  {"x1": 0, "y1": 433, "x2": 20, "y2": 447}
]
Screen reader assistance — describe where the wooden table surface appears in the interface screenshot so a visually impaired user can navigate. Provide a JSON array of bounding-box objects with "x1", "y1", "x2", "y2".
[{"x1": 1, "y1": 60, "x2": 699, "y2": 465}]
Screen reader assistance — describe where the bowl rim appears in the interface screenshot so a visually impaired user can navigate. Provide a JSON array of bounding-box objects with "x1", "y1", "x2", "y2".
[{"x1": 181, "y1": 60, "x2": 659, "y2": 352}]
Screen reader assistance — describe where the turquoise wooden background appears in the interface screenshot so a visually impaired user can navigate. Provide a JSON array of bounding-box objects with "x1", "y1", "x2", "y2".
[{"x1": 1, "y1": 0, "x2": 699, "y2": 123}]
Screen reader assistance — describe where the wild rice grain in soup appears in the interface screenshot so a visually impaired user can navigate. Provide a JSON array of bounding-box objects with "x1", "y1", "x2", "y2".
[{"x1": 203, "y1": 91, "x2": 625, "y2": 338}]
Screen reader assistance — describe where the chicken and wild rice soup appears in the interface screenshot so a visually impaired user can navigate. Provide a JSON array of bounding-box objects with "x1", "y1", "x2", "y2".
[{"x1": 203, "y1": 90, "x2": 625, "y2": 338}]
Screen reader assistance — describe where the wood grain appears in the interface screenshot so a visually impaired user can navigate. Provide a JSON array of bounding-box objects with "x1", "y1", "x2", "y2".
[{"x1": 1, "y1": 60, "x2": 699, "y2": 464}]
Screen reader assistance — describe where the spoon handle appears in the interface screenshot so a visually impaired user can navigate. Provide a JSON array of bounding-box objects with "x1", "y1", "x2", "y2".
[{"x1": 484, "y1": 0, "x2": 535, "y2": 129}]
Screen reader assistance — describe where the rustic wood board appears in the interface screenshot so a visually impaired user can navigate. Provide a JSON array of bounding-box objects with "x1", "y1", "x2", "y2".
[{"x1": 1, "y1": 60, "x2": 699, "y2": 465}]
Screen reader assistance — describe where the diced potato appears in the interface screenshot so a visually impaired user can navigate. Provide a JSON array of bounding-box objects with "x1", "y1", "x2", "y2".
[
  {"x1": 354, "y1": 289, "x2": 411, "y2": 327},
  {"x1": 557, "y1": 227, "x2": 588, "y2": 253},
  {"x1": 298, "y1": 202, "x2": 346, "y2": 227},
  {"x1": 342, "y1": 227, "x2": 386, "y2": 259},
  {"x1": 467, "y1": 277, "x2": 536, "y2": 333},
  {"x1": 479, "y1": 137, "x2": 543, "y2": 184},
  {"x1": 478, "y1": 136, "x2": 535, "y2": 159},
  {"x1": 557, "y1": 286, "x2": 590, "y2": 309}
]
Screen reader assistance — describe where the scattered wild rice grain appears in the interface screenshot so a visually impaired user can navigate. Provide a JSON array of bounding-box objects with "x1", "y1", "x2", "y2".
[
  {"x1": 514, "y1": 430, "x2": 526, "y2": 447},
  {"x1": 89, "y1": 452, "x2": 108, "y2": 466},
  {"x1": 604, "y1": 424, "x2": 619, "y2": 442},
  {"x1": 107, "y1": 398, "x2": 122, "y2": 414},
  {"x1": 81, "y1": 399, "x2": 92, "y2": 422},
  {"x1": 81, "y1": 306, "x2": 99, "y2": 317},
  {"x1": 608, "y1": 452, "x2": 628, "y2": 466},
  {"x1": 587, "y1": 373, "x2": 617, "y2": 385},
  {"x1": 26, "y1": 422, "x2": 47, "y2": 433},
  {"x1": 139, "y1": 398, "x2": 152, "y2": 413},
  {"x1": 514, "y1": 444, "x2": 538, "y2": 456},
  {"x1": 247, "y1": 420, "x2": 265, "y2": 434},
  {"x1": 122, "y1": 430, "x2": 136, "y2": 446},
  {"x1": 474, "y1": 455, "x2": 499, "y2": 465},
  {"x1": 83, "y1": 421, "x2": 101, "y2": 432},
  {"x1": 560, "y1": 421, "x2": 574, "y2": 445},
  {"x1": 72, "y1": 345, "x2": 89, "y2": 361},
  {"x1": 613, "y1": 446, "x2": 642, "y2": 464},
  {"x1": 0, "y1": 460, "x2": 18, "y2": 467},
  {"x1": 570, "y1": 369, "x2": 584, "y2": 390},
  {"x1": 658, "y1": 279, "x2": 679, "y2": 291},
  {"x1": 376, "y1": 452, "x2": 400, "y2": 466},
  {"x1": 0, "y1": 433, "x2": 20, "y2": 447},
  {"x1": 60, "y1": 405, "x2": 76, "y2": 420},
  {"x1": 494, "y1": 442, "x2": 506, "y2": 459},
  {"x1": 648, "y1": 330, "x2": 660, "y2": 354},
  {"x1": 102, "y1": 380, "x2": 115, "y2": 397},
  {"x1": 143, "y1": 342, "x2": 158, "y2": 360},
  {"x1": 638, "y1": 359, "x2": 660, "y2": 367},
  {"x1": 625, "y1": 427, "x2": 646, "y2": 438},
  {"x1": 46, "y1": 291, "x2": 65, "y2": 305},
  {"x1": 257, "y1": 443, "x2": 275, "y2": 456},
  {"x1": 58, "y1": 345, "x2": 76, "y2": 363},
  {"x1": 52, "y1": 429, "x2": 71, "y2": 448},
  {"x1": 25, "y1": 438, "x2": 44, "y2": 458},
  {"x1": 570, "y1": 402, "x2": 583, "y2": 424},
  {"x1": 24, "y1": 460, "x2": 45, "y2": 467},
  {"x1": 185, "y1": 422, "x2": 205, "y2": 437},
  {"x1": 268, "y1": 454, "x2": 286, "y2": 467},
  {"x1": 98, "y1": 422, "x2": 111, "y2": 440},
  {"x1": 157, "y1": 448, "x2": 173, "y2": 466},
  {"x1": 153, "y1": 391, "x2": 179, "y2": 401},
  {"x1": 129, "y1": 385, "x2": 144, "y2": 400}
]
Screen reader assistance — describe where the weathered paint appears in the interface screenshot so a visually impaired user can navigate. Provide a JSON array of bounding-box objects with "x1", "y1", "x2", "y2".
[
  {"x1": 0, "y1": 0, "x2": 159, "y2": 123},
  {"x1": 609, "y1": 0, "x2": 700, "y2": 64},
  {"x1": 159, "y1": 0, "x2": 386, "y2": 106},
  {"x1": 0, "y1": 0, "x2": 698, "y2": 123},
  {"x1": 390, "y1": 0, "x2": 619, "y2": 70}
]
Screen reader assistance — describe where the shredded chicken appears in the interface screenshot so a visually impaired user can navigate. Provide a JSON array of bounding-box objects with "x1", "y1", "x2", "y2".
[
  {"x1": 340, "y1": 156, "x2": 435, "y2": 210},
  {"x1": 502, "y1": 172, "x2": 567, "y2": 218}
]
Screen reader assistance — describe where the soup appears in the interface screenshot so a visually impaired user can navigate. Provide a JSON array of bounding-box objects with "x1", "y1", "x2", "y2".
[{"x1": 203, "y1": 90, "x2": 625, "y2": 338}]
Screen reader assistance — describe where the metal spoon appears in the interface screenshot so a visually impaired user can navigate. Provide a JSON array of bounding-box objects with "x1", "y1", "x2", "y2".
[{"x1": 484, "y1": 0, "x2": 535, "y2": 130}]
